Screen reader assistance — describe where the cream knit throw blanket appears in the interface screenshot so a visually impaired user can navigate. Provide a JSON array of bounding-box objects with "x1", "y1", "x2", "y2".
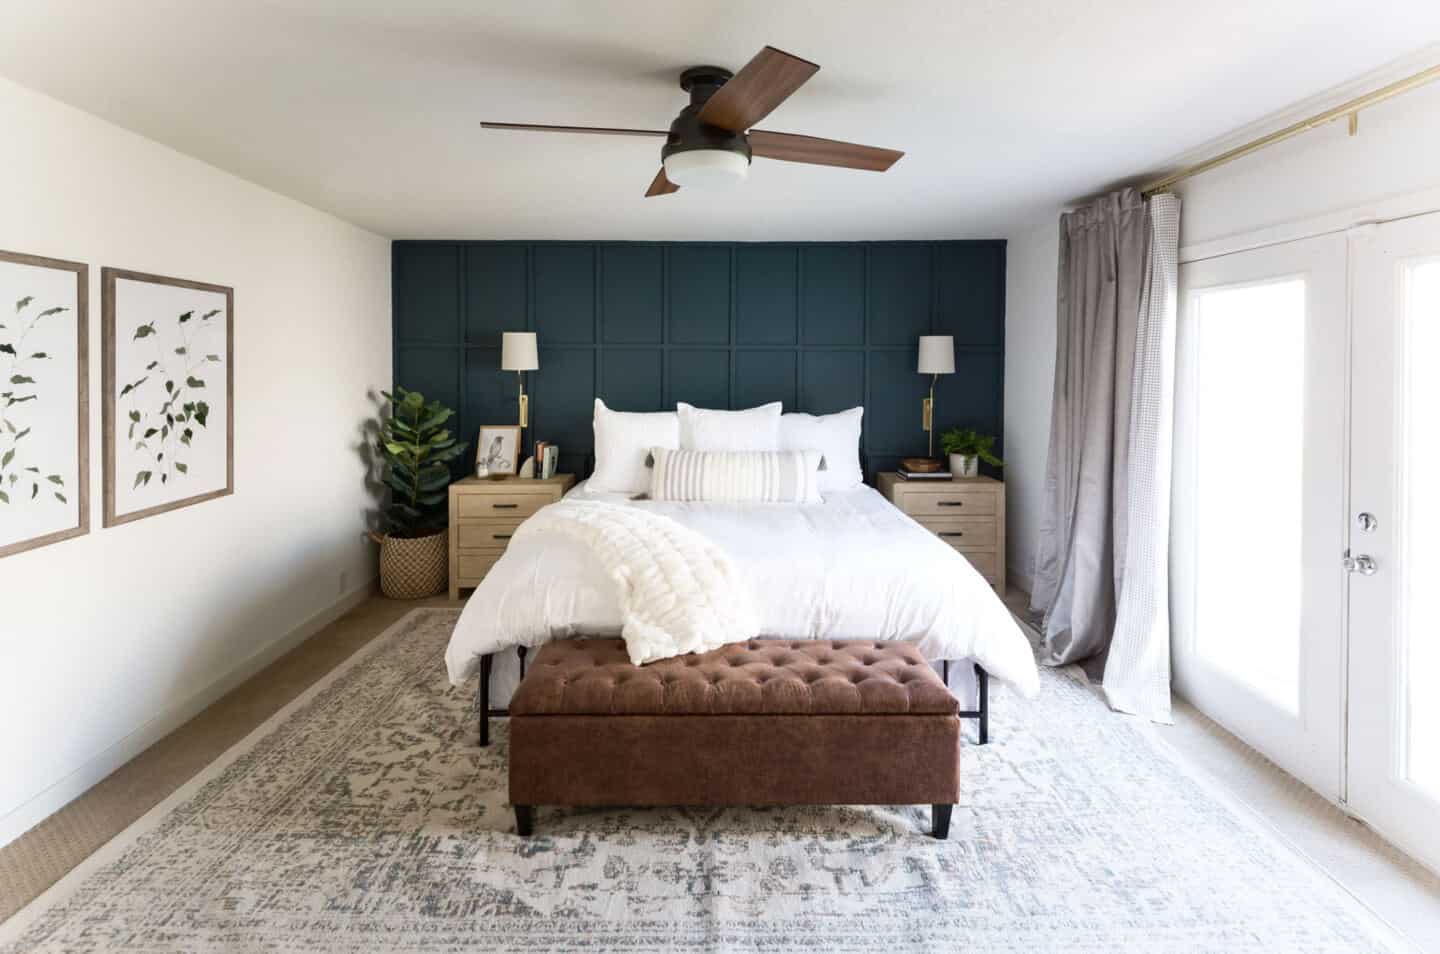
[{"x1": 511, "y1": 500, "x2": 758, "y2": 665}]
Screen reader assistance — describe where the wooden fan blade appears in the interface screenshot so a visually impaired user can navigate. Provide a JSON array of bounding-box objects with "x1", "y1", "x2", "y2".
[
  {"x1": 748, "y1": 129, "x2": 904, "y2": 172},
  {"x1": 697, "y1": 46, "x2": 819, "y2": 133},
  {"x1": 482, "y1": 121, "x2": 668, "y2": 138},
  {"x1": 645, "y1": 167, "x2": 679, "y2": 197}
]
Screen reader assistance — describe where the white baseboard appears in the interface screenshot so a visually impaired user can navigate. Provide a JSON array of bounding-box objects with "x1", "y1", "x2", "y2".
[{"x1": 0, "y1": 577, "x2": 379, "y2": 849}]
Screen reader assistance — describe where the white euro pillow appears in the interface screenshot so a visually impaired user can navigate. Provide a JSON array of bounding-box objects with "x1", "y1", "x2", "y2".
[
  {"x1": 779, "y1": 407, "x2": 864, "y2": 493},
  {"x1": 649, "y1": 448, "x2": 822, "y2": 504},
  {"x1": 590, "y1": 398, "x2": 679, "y2": 495},
  {"x1": 677, "y1": 401, "x2": 782, "y2": 451}
]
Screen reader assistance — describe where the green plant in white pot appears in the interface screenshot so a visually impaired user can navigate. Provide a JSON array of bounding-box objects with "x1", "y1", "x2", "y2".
[
  {"x1": 370, "y1": 387, "x2": 469, "y2": 599},
  {"x1": 939, "y1": 426, "x2": 1002, "y2": 479}
]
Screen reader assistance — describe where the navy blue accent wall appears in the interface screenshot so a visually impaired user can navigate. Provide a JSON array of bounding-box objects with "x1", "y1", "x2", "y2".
[{"x1": 392, "y1": 241, "x2": 1005, "y2": 480}]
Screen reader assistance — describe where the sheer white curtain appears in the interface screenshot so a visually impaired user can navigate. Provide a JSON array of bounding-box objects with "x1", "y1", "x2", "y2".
[{"x1": 1029, "y1": 189, "x2": 1180, "y2": 722}]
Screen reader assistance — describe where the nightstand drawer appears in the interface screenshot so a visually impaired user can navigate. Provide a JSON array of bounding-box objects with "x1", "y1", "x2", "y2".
[
  {"x1": 903, "y1": 491, "x2": 997, "y2": 517},
  {"x1": 456, "y1": 520, "x2": 524, "y2": 549},
  {"x1": 920, "y1": 516, "x2": 997, "y2": 549},
  {"x1": 456, "y1": 550, "x2": 505, "y2": 583},
  {"x1": 457, "y1": 492, "x2": 551, "y2": 519},
  {"x1": 959, "y1": 550, "x2": 999, "y2": 582}
]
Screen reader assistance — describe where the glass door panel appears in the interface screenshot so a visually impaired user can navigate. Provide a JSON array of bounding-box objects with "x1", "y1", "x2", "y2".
[{"x1": 1173, "y1": 234, "x2": 1348, "y2": 799}]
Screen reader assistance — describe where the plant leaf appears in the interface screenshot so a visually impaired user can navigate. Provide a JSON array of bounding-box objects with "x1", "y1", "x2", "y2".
[
  {"x1": 10, "y1": 375, "x2": 35, "y2": 385},
  {"x1": 175, "y1": 462, "x2": 188, "y2": 473},
  {"x1": 14, "y1": 296, "x2": 33, "y2": 312},
  {"x1": 134, "y1": 470, "x2": 152, "y2": 488},
  {"x1": 178, "y1": 311, "x2": 193, "y2": 323},
  {"x1": 129, "y1": 410, "x2": 141, "y2": 422},
  {"x1": 0, "y1": 343, "x2": 13, "y2": 356},
  {"x1": 133, "y1": 323, "x2": 156, "y2": 339},
  {"x1": 46, "y1": 474, "x2": 63, "y2": 485},
  {"x1": 185, "y1": 376, "x2": 205, "y2": 389}
]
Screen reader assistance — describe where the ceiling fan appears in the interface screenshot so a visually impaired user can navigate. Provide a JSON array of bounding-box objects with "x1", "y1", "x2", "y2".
[{"x1": 482, "y1": 46, "x2": 904, "y2": 196}]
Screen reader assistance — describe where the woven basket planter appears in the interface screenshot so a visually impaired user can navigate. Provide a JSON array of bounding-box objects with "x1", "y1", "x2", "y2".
[{"x1": 375, "y1": 529, "x2": 448, "y2": 600}]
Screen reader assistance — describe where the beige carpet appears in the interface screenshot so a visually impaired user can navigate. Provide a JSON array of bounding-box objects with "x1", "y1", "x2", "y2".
[{"x1": 0, "y1": 608, "x2": 1409, "y2": 953}]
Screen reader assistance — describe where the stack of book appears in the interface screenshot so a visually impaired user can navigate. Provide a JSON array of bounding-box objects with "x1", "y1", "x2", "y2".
[{"x1": 532, "y1": 441, "x2": 560, "y2": 479}]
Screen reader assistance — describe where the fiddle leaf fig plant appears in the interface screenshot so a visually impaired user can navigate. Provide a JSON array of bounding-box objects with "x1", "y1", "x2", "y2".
[
  {"x1": 939, "y1": 427, "x2": 1003, "y2": 467},
  {"x1": 377, "y1": 386, "x2": 468, "y2": 537}
]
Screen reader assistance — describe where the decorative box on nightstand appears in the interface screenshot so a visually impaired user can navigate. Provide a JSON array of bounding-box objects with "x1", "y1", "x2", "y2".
[
  {"x1": 448, "y1": 474, "x2": 575, "y2": 600},
  {"x1": 877, "y1": 472, "x2": 1006, "y2": 594}
]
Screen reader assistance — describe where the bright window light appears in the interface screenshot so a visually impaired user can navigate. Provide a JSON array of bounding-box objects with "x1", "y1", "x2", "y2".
[
  {"x1": 1193, "y1": 278, "x2": 1307, "y2": 711},
  {"x1": 1403, "y1": 259, "x2": 1440, "y2": 798}
]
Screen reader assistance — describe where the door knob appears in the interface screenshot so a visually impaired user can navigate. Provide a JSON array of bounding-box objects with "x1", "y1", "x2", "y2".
[
  {"x1": 1343, "y1": 553, "x2": 1379, "y2": 576},
  {"x1": 1357, "y1": 512, "x2": 1378, "y2": 533}
]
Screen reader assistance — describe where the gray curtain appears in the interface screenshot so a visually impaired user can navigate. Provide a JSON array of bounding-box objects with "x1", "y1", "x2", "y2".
[{"x1": 1029, "y1": 188, "x2": 1180, "y2": 722}]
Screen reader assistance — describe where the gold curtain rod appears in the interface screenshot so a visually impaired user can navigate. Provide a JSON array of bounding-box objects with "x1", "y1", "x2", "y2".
[{"x1": 1141, "y1": 61, "x2": 1440, "y2": 196}]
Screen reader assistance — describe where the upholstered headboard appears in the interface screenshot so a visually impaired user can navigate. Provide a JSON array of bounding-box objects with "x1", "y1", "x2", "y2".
[{"x1": 392, "y1": 241, "x2": 1005, "y2": 480}]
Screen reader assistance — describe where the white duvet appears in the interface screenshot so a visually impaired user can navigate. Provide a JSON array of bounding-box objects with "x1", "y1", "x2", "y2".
[{"x1": 444, "y1": 481, "x2": 1040, "y2": 701}]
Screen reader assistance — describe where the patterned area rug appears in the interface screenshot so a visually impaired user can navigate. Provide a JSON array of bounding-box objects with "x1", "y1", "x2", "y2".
[{"x1": 0, "y1": 609, "x2": 1406, "y2": 953}]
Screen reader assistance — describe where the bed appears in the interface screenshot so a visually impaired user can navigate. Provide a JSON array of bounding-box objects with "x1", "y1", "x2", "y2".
[{"x1": 444, "y1": 477, "x2": 1040, "y2": 739}]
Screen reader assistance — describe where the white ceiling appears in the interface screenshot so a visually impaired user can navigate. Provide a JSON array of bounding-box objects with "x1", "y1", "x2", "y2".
[{"x1": 3, "y1": 0, "x2": 1439, "y2": 240}]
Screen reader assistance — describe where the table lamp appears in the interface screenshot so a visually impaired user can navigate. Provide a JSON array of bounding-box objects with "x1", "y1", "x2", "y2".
[
  {"x1": 917, "y1": 335, "x2": 954, "y2": 458},
  {"x1": 501, "y1": 332, "x2": 538, "y2": 428}
]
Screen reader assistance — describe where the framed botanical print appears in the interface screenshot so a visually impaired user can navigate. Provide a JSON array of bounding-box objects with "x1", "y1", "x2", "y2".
[
  {"x1": 0, "y1": 250, "x2": 88, "y2": 559},
  {"x1": 102, "y1": 268, "x2": 233, "y2": 527},
  {"x1": 475, "y1": 425, "x2": 521, "y2": 477}
]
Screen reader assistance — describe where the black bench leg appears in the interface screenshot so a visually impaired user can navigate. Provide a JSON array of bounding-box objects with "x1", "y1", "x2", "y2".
[
  {"x1": 975, "y1": 664, "x2": 989, "y2": 745},
  {"x1": 931, "y1": 804, "x2": 952, "y2": 840},
  {"x1": 478, "y1": 654, "x2": 492, "y2": 747},
  {"x1": 514, "y1": 804, "x2": 533, "y2": 837}
]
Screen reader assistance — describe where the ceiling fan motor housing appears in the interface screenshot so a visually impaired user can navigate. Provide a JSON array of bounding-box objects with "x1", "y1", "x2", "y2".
[{"x1": 663, "y1": 65, "x2": 752, "y2": 167}]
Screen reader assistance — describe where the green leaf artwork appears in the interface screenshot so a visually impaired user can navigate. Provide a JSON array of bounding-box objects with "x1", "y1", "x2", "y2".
[
  {"x1": 117, "y1": 299, "x2": 223, "y2": 492},
  {"x1": 0, "y1": 289, "x2": 70, "y2": 511}
]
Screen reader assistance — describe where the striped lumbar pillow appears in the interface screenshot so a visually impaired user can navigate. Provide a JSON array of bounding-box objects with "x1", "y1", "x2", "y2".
[{"x1": 648, "y1": 448, "x2": 822, "y2": 504}]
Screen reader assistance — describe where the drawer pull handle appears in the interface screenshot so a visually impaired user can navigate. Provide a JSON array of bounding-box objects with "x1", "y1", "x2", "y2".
[
  {"x1": 494, "y1": 533, "x2": 512, "y2": 541},
  {"x1": 937, "y1": 500, "x2": 964, "y2": 508},
  {"x1": 492, "y1": 503, "x2": 519, "y2": 510},
  {"x1": 939, "y1": 531, "x2": 964, "y2": 538}
]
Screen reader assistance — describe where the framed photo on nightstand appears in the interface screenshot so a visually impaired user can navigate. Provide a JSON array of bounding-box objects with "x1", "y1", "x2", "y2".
[{"x1": 475, "y1": 425, "x2": 520, "y2": 478}]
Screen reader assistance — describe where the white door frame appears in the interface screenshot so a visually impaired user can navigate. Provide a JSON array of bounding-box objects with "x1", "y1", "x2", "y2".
[
  {"x1": 1346, "y1": 211, "x2": 1440, "y2": 875},
  {"x1": 1172, "y1": 233, "x2": 1350, "y2": 800}
]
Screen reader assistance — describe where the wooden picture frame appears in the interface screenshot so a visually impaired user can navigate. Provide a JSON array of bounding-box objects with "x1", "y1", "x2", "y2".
[
  {"x1": 102, "y1": 268, "x2": 233, "y2": 527},
  {"x1": 475, "y1": 425, "x2": 521, "y2": 477},
  {"x1": 0, "y1": 250, "x2": 89, "y2": 559}
]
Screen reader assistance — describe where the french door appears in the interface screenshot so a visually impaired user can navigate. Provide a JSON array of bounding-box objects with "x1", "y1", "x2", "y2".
[
  {"x1": 1172, "y1": 234, "x2": 1349, "y2": 799},
  {"x1": 1348, "y1": 212, "x2": 1440, "y2": 873}
]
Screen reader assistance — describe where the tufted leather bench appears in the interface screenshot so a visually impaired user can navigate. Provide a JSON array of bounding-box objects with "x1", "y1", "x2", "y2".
[{"x1": 507, "y1": 638, "x2": 960, "y2": 838}]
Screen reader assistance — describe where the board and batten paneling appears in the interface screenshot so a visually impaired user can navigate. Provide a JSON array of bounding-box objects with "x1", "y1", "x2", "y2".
[{"x1": 393, "y1": 241, "x2": 1005, "y2": 480}]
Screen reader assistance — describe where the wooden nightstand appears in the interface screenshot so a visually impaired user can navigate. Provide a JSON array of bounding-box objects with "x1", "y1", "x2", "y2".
[
  {"x1": 877, "y1": 473, "x2": 1006, "y2": 594},
  {"x1": 448, "y1": 474, "x2": 575, "y2": 600}
]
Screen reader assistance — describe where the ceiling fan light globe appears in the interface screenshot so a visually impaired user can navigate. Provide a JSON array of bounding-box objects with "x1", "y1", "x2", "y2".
[{"x1": 662, "y1": 149, "x2": 749, "y2": 190}]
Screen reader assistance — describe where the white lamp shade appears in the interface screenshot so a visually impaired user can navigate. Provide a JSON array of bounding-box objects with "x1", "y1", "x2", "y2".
[
  {"x1": 917, "y1": 335, "x2": 955, "y2": 374},
  {"x1": 501, "y1": 332, "x2": 538, "y2": 371},
  {"x1": 663, "y1": 149, "x2": 749, "y2": 189}
]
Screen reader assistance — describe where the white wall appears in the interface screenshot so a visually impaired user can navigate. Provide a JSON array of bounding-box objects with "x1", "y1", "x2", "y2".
[
  {"x1": 1002, "y1": 66, "x2": 1440, "y2": 599},
  {"x1": 1003, "y1": 218, "x2": 1058, "y2": 594},
  {"x1": 0, "y1": 77, "x2": 391, "y2": 845},
  {"x1": 1175, "y1": 80, "x2": 1440, "y2": 252}
]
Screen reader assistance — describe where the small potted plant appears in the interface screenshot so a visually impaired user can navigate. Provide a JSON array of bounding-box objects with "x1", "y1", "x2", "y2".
[
  {"x1": 370, "y1": 387, "x2": 469, "y2": 599},
  {"x1": 939, "y1": 426, "x2": 1002, "y2": 478}
]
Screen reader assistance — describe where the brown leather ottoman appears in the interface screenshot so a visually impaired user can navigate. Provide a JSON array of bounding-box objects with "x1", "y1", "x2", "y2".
[{"x1": 507, "y1": 638, "x2": 961, "y2": 838}]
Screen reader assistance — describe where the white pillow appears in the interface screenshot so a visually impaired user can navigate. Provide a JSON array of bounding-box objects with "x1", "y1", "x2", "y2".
[
  {"x1": 649, "y1": 448, "x2": 822, "y2": 504},
  {"x1": 677, "y1": 402, "x2": 782, "y2": 452},
  {"x1": 778, "y1": 407, "x2": 864, "y2": 493},
  {"x1": 590, "y1": 398, "x2": 679, "y2": 494}
]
